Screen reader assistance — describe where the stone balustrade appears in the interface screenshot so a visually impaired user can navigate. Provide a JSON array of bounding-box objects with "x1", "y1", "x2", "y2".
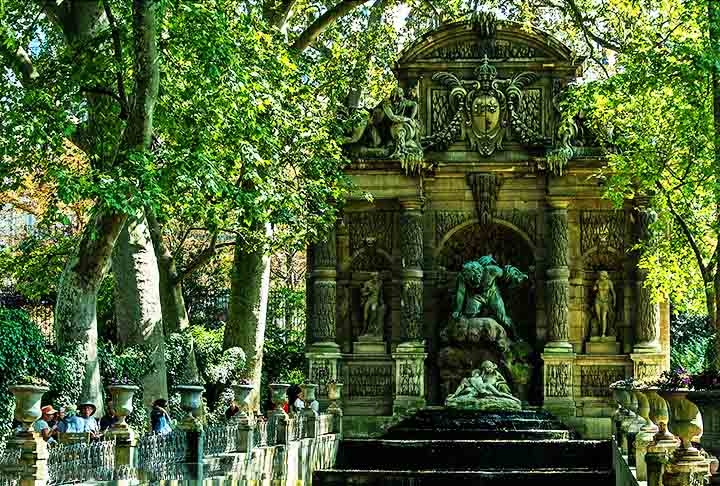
[
  {"x1": 611, "y1": 386, "x2": 715, "y2": 486},
  {"x1": 0, "y1": 386, "x2": 341, "y2": 485}
]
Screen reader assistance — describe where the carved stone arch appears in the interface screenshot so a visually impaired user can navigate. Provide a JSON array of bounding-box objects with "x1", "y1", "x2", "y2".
[
  {"x1": 397, "y1": 20, "x2": 576, "y2": 64},
  {"x1": 435, "y1": 217, "x2": 536, "y2": 265},
  {"x1": 581, "y1": 246, "x2": 625, "y2": 273},
  {"x1": 343, "y1": 246, "x2": 393, "y2": 273}
]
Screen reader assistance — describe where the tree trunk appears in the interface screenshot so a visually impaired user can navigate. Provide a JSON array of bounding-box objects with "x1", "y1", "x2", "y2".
[
  {"x1": 112, "y1": 213, "x2": 168, "y2": 406},
  {"x1": 223, "y1": 223, "x2": 272, "y2": 406},
  {"x1": 146, "y1": 208, "x2": 189, "y2": 334},
  {"x1": 709, "y1": 0, "x2": 720, "y2": 369},
  {"x1": 55, "y1": 209, "x2": 127, "y2": 413}
]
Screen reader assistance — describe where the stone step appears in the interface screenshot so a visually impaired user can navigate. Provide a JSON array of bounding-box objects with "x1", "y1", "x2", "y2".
[
  {"x1": 335, "y1": 439, "x2": 613, "y2": 471},
  {"x1": 313, "y1": 468, "x2": 616, "y2": 486},
  {"x1": 384, "y1": 426, "x2": 572, "y2": 440}
]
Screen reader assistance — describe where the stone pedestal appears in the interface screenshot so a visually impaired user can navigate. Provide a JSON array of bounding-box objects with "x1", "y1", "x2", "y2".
[
  {"x1": 392, "y1": 341, "x2": 427, "y2": 414},
  {"x1": 586, "y1": 338, "x2": 621, "y2": 355},
  {"x1": 307, "y1": 342, "x2": 342, "y2": 407},
  {"x1": 663, "y1": 457, "x2": 711, "y2": 486},
  {"x1": 353, "y1": 335, "x2": 386, "y2": 355},
  {"x1": 542, "y1": 353, "x2": 575, "y2": 415},
  {"x1": 2, "y1": 432, "x2": 48, "y2": 485},
  {"x1": 106, "y1": 426, "x2": 137, "y2": 481},
  {"x1": 631, "y1": 353, "x2": 666, "y2": 381},
  {"x1": 544, "y1": 198, "x2": 573, "y2": 353}
]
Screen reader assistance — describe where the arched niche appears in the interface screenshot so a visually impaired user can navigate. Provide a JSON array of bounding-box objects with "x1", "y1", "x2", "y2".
[{"x1": 581, "y1": 246, "x2": 627, "y2": 343}]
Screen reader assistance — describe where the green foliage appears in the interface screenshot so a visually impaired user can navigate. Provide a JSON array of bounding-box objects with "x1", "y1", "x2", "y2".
[
  {"x1": 261, "y1": 321, "x2": 306, "y2": 408},
  {"x1": 0, "y1": 309, "x2": 82, "y2": 431},
  {"x1": 670, "y1": 313, "x2": 715, "y2": 374},
  {"x1": 98, "y1": 342, "x2": 155, "y2": 429}
]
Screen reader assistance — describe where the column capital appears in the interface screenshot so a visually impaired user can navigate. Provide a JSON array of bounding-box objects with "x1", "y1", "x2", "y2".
[
  {"x1": 399, "y1": 196, "x2": 425, "y2": 211},
  {"x1": 546, "y1": 196, "x2": 571, "y2": 210}
]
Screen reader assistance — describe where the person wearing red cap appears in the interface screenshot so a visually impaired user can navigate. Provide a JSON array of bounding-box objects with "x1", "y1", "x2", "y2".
[{"x1": 33, "y1": 405, "x2": 58, "y2": 444}]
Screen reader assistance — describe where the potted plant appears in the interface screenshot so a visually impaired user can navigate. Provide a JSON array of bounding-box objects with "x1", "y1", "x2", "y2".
[
  {"x1": 652, "y1": 368, "x2": 704, "y2": 462},
  {"x1": 9, "y1": 376, "x2": 50, "y2": 433},
  {"x1": 108, "y1": 377, "x2": 140, "y2": 429}
]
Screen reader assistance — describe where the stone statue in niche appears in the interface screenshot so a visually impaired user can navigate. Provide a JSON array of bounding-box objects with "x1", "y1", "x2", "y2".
[
  {"x1": 360, "y1": 272, "x2": 385, "y2": 338},
  {"x1": 445, "y1": 360, "x2": 521, "y2": 411},
  {"x1": 342, "y1": 86, "x2": 425, "y2": 174},
  {"x1": 592, "y1": 271, "x2": 616, "y2": 339}
]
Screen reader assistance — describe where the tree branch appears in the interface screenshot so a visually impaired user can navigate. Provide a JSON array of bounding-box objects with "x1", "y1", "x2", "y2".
[
  {"x1": 291, "y1": 0, "x2": 369, "y2": 52},
  {"x1": 102, "y1": 0, "x2": 129, "y2": 119},
  {"x1": 656, "y1": 181, "x2": 708, "y2": 279},
  {"x1": 176, "y1": 237, "x2": 236, "y2": 283},
  {"x1": 264, "y1": 0, "x2": 298, "y2": 28}
]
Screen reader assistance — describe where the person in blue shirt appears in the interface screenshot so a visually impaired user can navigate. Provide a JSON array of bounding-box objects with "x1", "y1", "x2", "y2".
[{"x1": 150, "y1": 398, "x2": 172, "y2": 434}]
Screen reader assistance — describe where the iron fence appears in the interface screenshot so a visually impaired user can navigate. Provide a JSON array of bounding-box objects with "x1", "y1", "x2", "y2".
[
  {"x1": 136, "y1": 430, "x2": 188, "y2": 482},
  {"x1": 47, "y1": 437, "x2": 115, "y2": 485},
  {"x1": 205, "y1": 422, "x2": 249, "y2": 455}
]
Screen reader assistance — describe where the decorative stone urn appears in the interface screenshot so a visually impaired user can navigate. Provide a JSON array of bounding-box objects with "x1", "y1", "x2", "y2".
[
  {"x1": 269, "y1": 383, "x2": 290, "y2": 416},
  {"x1": 9, "y1": 384, "x2": 49, "y2": 433},
  {"x1": 302, "y1": 383, "x2": 319, "y2": 415},
  {"x1": 688, "y1": 390, "x2": 720, "y2": 457},
  {"x1": 658, "y1": 390, "x2": 704, "y2": 462},
  {"x1": 108, "y1": 384, "x2": 139, "y2": 428},
  {"x1": 327, "y1": 382, "x2": 343, "y2": 413},
  {"x1": 176, "y1": 385, "x2": 205, "y2": 427},
  {"x1": 232, "y1": 383, "x2": 254, "y2": 421}
]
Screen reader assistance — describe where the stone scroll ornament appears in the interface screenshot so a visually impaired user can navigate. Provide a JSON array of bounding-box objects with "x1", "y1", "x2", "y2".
[{"x1": 426, "y1": 57, "x2": 539, "y2": 156}]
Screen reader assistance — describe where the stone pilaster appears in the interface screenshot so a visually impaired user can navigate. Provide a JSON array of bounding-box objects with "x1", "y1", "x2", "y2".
[
  {"x1": 634, "y1": 203, "x2": 661, "y2": 353},
  {"x1": 541, "y1": 353, "x2": 576, "y2": 415},
  {"x1": 544, "y1": 198, "x2": 573, "y2": 353},
  {"x1": 307, "y1": 227, "x2": 341, "y2": 405},
  {"x1": 392, "y1": 342, "x2": 428, "y2": 414},
  {"x1": 399, "y1": 197, "x2": 425, "y2": 343}
]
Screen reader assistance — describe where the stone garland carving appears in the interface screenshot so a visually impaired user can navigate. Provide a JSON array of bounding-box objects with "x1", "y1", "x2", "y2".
[
  {"x1": 580, "y1": 366, "x2": 626, "y2": 398},
  {"x1": 511, "y1": 88, "x2": 543, "y2": 143},
  {"x1": 635, "y1": 362, "x2": 662, "y2": 381},
  {"x1": 426, "y1": 57, "x2": 538, "y2": 156},
  {"x1": 467, "y1": 173, "x2": 502, "y2": 226},
  {"x1": 544, "y1": 363, "x2": 571, "y2": 398},
  {"x1": 310, "y1": 360, "x2": 331, "y2": 396},
  {"x1": 580, "y1": 211, "x2": 626, "y2": 255},
  {"x1": 637, "y1": 284, "x2": 659, "y2": 344},
  {"x1": 347, "y1": 212, "x2": 396, "y2": 257},
  {"x1": 311, "y1": 230, "x2": 337, "y2": 268},
  {"x1": 546, "y1": 210, "x2": 569, "y2": 268},
  {"x1": 400, "y1": 212, "x2": 424, "y2": 269},
  {"x1": 401, "y1": 280, "x2": 424, "y2": 340},
  {"x1": 398, "y1": 362, "x2": 421, "y2": 396},
  {"x1": 347, "y1": 364, "x2": 393, "y2": 398},
  {"x1": 546, "y1": 279, "x2": 569, "y2": 342},
  {"x1": 310, "y1": 281, "x2": 336, "y2": 342}
]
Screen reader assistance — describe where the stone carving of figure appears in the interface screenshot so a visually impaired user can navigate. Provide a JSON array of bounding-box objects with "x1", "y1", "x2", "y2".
[
  {"x1": 360, "y1": 273, "x2": 385, "y2": 337},
  {"x1": 445, "y1": 360, "x2": 521, "y2": 410},
  {"x1": 342, "y1": 86, "x2": 424, "y2": 169},
  {"x1": 452, "y1": 255, "x2": 527, "y2": 332},
  {"x1": 593, "y1": 271, "x2": 615, "y2": 338}
]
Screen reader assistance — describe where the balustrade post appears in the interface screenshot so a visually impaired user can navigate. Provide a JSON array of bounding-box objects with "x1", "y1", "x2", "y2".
[
  {"x1": 176, "y1": 384, "x2": 205, "y2": 480},
  {"x1": 4, "y1": 433, "x2": 48, "y2": 485}
]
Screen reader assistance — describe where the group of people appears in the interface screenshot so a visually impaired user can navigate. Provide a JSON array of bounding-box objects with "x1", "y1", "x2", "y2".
[
  {"x1": 285, "y1": 384, "x2": 318, "y2": 414},
  {"x1": 29, "y1": 397, "x2": 173, "y2": 445}
]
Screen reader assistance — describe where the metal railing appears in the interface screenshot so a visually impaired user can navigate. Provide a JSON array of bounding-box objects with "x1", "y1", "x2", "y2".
[
  {"x1": 47, "y1": 437, "x2": 115, "y2": 485},
  {"x1": 136, "y1": 430, "x2": 188, "y2": 482}
]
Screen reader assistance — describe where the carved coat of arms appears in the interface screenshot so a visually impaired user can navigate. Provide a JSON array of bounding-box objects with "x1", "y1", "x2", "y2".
[{"x1": 429, "y1": 57, "x2": 538, "y2": 156}]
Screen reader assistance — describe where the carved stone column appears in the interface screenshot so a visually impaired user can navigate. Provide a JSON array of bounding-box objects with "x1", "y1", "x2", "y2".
[
  {"x1": 399, "y1": 197, "x2": 425, "y2": 342},
  {"x1": 634, "y1": 204, "x2": 662, "y2": 353},
  {"x1": 544, "y1": 198, "x2": 573, "y2": 353},
  {"x1": 394, "y1": 197, "x2": 427, "y2": 414},
  {"x1": 306, "y1": 227, "x2": 341, "y2": 405}
]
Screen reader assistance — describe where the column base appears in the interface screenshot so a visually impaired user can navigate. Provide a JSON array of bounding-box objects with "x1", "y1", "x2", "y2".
[
  {"x1": 392, "y1": 341, "x2": 427, "y2": 417},
  {"x1": 307, "y1": 342, "x2": 342, "y2": 409},
  {"x1": 633, "y1": 341, "x2": 662, "y2": 353},
  {"x1": 544, "y1": 341, "x2": 574, "y2": 353}
]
